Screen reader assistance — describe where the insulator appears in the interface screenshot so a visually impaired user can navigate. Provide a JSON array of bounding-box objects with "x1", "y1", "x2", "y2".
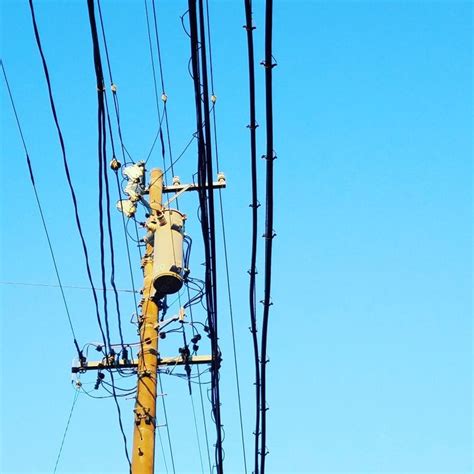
[
  {"x1": 116, "y1": 199, "x2": 136, "y2": 218},
  {"x1": 110, "y1": 157, "x2": 121, "y2": 171},
  {"x1": 217, "y1": 172, "x2": 226, "y2": 184}
]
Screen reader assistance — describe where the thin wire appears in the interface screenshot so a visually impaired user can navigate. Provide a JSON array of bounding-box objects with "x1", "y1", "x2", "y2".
[
  {"x1": 151, "y1": 0, "x2": 176, "y2": 181},
  {"x1": 190, "y1": 382, "x2": 206, "y2": 474},
  {"x1": 0, "y1": 280, "x2": 138, "y2": 293},
  {"x1": 53, "y1": 389, "x2": 80, "y2": 473},
  {"x1": 185, "y1": 282, "x2": 213, "y2": 472},
  {"x1": 158, "y1": 373, "x2": 177, "y2": 474},
  {"x1": 1, "y1": 59, "x2": 84, "y2": 359},
  {"x1": 157, "y1": 424, "x2": 170, "y2": 474},
  {"x1": 144, "y1": 0, "x2": 166, "y2": 172}
]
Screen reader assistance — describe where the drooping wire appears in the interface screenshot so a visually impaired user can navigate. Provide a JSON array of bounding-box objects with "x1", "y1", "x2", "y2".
[
  {"x1": 243, "y1": 1, "x2": 261, "y2": 473},
  {"x1": 204, "y1": 2, "x2": 248, "y2": 471},
  {"x1": 259, "y1": 1, "x2": 276, "y2": 472},
  {"x1": 86, "y1": 0, "x2": 131, "y2": 468},
  {"x1": 53, "y1": 389, "x2": 80, "y2": 473},
  {"x1": 1, "y1": 60, "x2": 84, "y2": 362},
  {"x1": 96, "y1": 0, "x2": 141, "y2": 318},
  {"x1": 28, "y1": 0, "x2": 110, "y2": 358},
  {"x1": 187, "y1": 1, "x2": 224, "y2": 471},
  {"x1": 97, "y1": 0, "x2": 134, "y2": 165}
]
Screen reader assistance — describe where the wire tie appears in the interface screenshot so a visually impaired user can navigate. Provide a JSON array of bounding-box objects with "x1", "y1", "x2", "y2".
[{"x1": 260, "y1": 60, "x2": 277, "y2": 69}]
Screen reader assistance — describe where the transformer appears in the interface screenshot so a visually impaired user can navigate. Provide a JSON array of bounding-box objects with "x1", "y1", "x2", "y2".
[{"x1": 152, "y1": 209, "x2": 185, "y2": 297}]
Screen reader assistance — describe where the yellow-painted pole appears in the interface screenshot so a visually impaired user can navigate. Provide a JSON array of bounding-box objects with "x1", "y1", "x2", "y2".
[{"x1": 132, "y1": 168, "x2": 163, "y2": 474}]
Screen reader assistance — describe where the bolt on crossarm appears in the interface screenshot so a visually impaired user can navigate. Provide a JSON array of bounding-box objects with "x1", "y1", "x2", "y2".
[{"x1": 132, "y1": 168, "x2": 163, "y2": 473}]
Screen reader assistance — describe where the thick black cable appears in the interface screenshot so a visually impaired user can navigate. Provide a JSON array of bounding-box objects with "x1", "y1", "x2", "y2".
[
  {"x1": 95, "y1": 1, "x2": 141, "y2": 317},
  {"x1": 28, "y1": 0, "x2": 108, "y2": 357},
  {"x1": 259, "y1": 1, "x2": 275, "y2": 472},
  {"x1": 103, "y1": 92, "x2": 127, "y2": 350},
  {"x1": 243, "y1": 1, "x2": 262, "y2": 472},
  {"x1": 197, "y1": 5, "x2": 223, "y2": 472},
  {"x1": 204, "y1": 2, "x2": 248, "y2": 469},
  {"x1": 97, "y1": 0, "x2": 134, "y2": 165},
  {"x1": 188, "y1": 1, "x2": 224, "y2": 471},
  {"x1": 86, "y1": 1, "x2": 131, "y2": 468}
]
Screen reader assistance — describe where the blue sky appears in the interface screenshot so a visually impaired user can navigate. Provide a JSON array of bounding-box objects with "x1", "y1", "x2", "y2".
[{"x1": 0, "y1": 1, "x2": 472, "y2": 473}]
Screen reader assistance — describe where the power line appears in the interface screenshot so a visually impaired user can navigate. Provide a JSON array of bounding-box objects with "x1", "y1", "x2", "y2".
[
  {"x1": 28, "y1": 0, "x2": 109, "y2": 362},
  {"x1": 204, "y1": 1, "x2": 248, "y2": 470},
  {"x1": 243, "y1": 1, "x2": 262, "y2": 472},
  {"x1": 53, "y1": 389, "x2": 80, "y2": 473},
  {"x1": 95, "y1": 0, "x2": 141, "y2": 321},
  {"x1": 0, "y1": 281, "x2": 139, "y2": 293},
  {"x1": 1, "y1": 58, "x2": 84, "y2": 361},
  {"x1": 85, "y1": 0, "x2": 132, "y2": 469},
  {"x1": 187, "y1": 1, "x2": 224, "y2": 471},
  {"x1": 259, "y1": 1, "x2": 276, "y2": 472},
  {"x1": 158, "y1": 374, "x2": 177, "y2": 474},
  {"x1": 151, "y1": 0, "x2": 176, "y2": 180}
]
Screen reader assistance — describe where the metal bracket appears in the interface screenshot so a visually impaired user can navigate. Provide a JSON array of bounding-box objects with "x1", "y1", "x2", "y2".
[
  {"x1": 162, "y1": 176, "x2": 226, "y2": 195},
  {"x1": 72, "y1": 354, "x2": 213, "y2": 373}
]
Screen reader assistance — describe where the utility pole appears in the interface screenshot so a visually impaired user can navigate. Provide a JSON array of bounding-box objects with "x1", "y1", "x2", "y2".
[
  {"x1": 131, "y1": 168, "x2": 162, "y2": 473},
  {"x1": 71, "y1": 165, "x2": 226, "y2": 473}
]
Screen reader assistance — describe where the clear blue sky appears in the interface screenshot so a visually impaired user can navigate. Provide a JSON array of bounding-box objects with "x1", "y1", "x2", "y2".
[{"x1": 0, "y1": 1, "x2": 471, "y2": 473}]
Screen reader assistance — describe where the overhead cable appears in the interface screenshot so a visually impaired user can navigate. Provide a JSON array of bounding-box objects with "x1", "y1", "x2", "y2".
[
  {"x1": 1, "y1": 59, "x2": 84, "y2": 362},
  {"x1": 28, "y1": 0, "x2": 108, "y2": 359},
  {"x1": 204, "y1": 1, "x2": 248, "y2": 470},
  {"x1": 243, "y1": 1, "x2": 262, "y2": 472},
  {"x1": 259, "y1": 1, "x2": 276, "y2": 472},
  {"x1": 86, "y1": 0, "x2": 131, "y2": 468}
]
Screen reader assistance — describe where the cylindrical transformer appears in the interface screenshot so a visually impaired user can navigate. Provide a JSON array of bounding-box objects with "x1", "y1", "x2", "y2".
[{"x1": 152, "y1": 209, "x2": 185, "y2": 297}]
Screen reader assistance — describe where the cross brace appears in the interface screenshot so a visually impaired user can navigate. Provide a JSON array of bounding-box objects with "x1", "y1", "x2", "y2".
[{"x1": 71, "y1": 354, "x2": 213, "y2": 374}]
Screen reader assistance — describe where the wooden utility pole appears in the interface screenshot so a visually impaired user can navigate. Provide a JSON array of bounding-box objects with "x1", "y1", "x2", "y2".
[
  {"x1": 71, "y1": 166, "x2": 225, "y2": 473},
  {"x1": 131, "y1": 168, "x2": 163, "y2": 474}
]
